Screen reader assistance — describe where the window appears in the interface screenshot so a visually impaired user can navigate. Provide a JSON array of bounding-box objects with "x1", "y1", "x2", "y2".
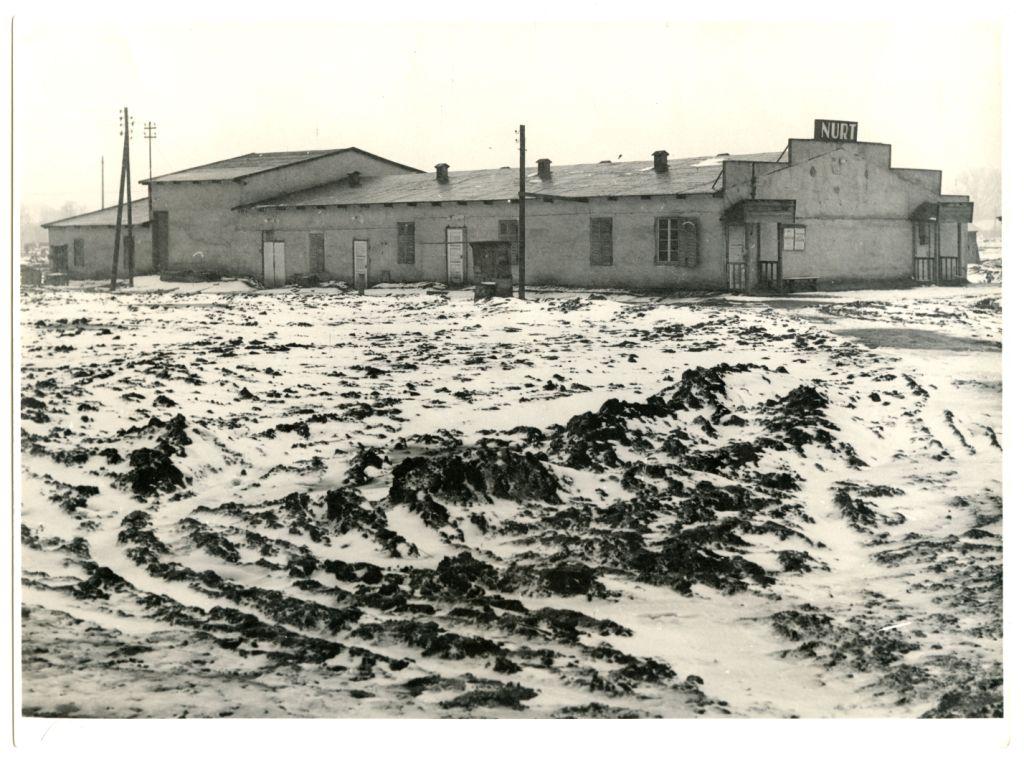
[
  {"x1": 590, "y1": 217, "x2": 613, "y2": 266},
  {"x1": 308, "y1": 233, "x2": 325, "y2": 273},
  {"x1": 499, "y1": 219, "x2": 519, "y2": 265},
  {"x1": 656, "y1": 217, "x2": 699, "y2": 266},
  {"x1": 397, "y1": 222, "x2": 415, "y2": 264},
  {"x1": 917, "y1": 223, "x2": 930, "y2": 247},
  {"x1": 73, "y1": 238, "x2": 85, "y2": 267},
  {"x1": 781, "y1": 225, "x2": 806, "y2": 252}
]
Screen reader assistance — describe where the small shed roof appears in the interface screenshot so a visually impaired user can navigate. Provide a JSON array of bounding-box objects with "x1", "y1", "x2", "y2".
[
  {"x1": 143, "y1": 147, "x2": 422, "y2": 184},
  {"x1": 244, "y1": 152, "x2": 780, "y2": 209},
  {"x1": 42, "y1": 198, "x2": 151, "y2": 228}
]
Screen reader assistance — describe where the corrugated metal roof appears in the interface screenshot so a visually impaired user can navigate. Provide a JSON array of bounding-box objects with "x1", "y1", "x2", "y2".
[
  {"x1": 144, "y1": 147, "x2": 422, "y2": 184},
  {"x1": 245, "y1": 152, "x2": 780, "y2": 208},
  {"x1": 42, "y1": 198, "x2": 151, "y2": 228}
]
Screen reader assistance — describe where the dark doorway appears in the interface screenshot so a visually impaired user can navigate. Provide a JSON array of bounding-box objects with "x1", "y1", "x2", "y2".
[
  {"x1": 152, "y1": 211, "x2": 169, "y2": 270},
  {"x1": 309, "y1": 232, "x2": 325, "y2": 274},
  {"x1": 50, "y1": 245, "x2": 68, "y2": 273}
]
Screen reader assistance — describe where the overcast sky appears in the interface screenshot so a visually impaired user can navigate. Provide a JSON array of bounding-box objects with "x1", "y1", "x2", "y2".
[{"x1": 16, "y1": 18, "x2": 1001, "y2": 213}]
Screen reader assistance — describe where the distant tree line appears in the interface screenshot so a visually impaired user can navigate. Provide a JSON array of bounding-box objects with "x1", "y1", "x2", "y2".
[{"x1": 20, "y1": 201, "x2": 83, "y2": 247}]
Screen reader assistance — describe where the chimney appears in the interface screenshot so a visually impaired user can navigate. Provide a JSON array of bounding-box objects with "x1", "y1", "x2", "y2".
[
  {"x1": 435, "y1": 163, "x2": 450, "y2": 183},
  {"x1": 653, "y1": 150, "x2": 669, "y2": 173},
  {"x1": 537, "y1": 158, "x2": 552, "y2": 180},
  {"x1": 347, "y1": 171, "x2": 361, "y2": 187}
]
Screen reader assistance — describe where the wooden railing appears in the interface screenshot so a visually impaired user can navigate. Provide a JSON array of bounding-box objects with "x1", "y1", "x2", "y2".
[
  {"x1": 914, "y1": 257, "x2": 935, "y2": 283},
  {"x1": 757, "y1": 261, "x2": 778, "y2": 286},
  {"x1": 915, "y1": 257, "x2": 961, "y2": 283},
  {"x1": 938, "y1": 257, "x2": 960, "y2": 282},
  {"x1": 728, "y1": 263, "x2": 747, "y2": 292}
]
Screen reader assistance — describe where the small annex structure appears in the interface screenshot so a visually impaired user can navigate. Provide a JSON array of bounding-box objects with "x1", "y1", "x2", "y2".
[
  {"x1": 43, "y1": 120, "x2": 973, "y2": 292},
  {"x1": 41, "y1": 198, "x2": 152, "y2": 281}
]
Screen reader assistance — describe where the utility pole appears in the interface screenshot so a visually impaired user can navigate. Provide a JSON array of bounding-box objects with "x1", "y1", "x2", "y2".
[
  {"x1": 126, "y1": 112, "x2": 135, "y2": 287},
  {"x1": 518, "y1": 124, "x2": 526, "y2": 300},
  {"x1": 111, "y1": 107, "x2": 134, "y2": 289},
  {"x1": 144, "y1": 121, "x2": 156, "y2": 220}
]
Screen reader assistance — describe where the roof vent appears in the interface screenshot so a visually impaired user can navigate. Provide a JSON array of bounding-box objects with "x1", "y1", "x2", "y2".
[
  {"x1": 653, "y1": 150, "x2": 669, "y2": 173},
  {"x1": 347, "y1": 171, "x2": 361, "y2": 187},
  {"x1": 599, "y1": 160, "x2": 612, "y2": 164},
  {"x1": 435, "y1": 163, "x2": 450, "y2": 183},
  {"x1": 716, "y1": 153, "x2": 730, "y2": 158},
  {"x1": 537, "y1": 158, "x2": 552, "y2": 180}
]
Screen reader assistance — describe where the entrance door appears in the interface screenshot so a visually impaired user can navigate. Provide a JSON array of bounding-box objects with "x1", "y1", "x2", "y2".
[
  {"x1": 153, "y1": 211, "x2": 169, "y2": 270},
  {"x1": 446, "y1": 227, "x2": 465, "y2": 286},
  {"x1": 51, "y1": 245, "x2": 68, "y2": 273},
  {"x1": 726, "y1": 224, "x2": 747, "y2": 291},
  {"x1": 263, "y1": 240, "x2": 286, "y2": 287},
  {"x1": 353, "y1": 239, "x2": 368, "y2": 291},
  {"x1": 913, "y1": 222, "x2": 936, "y2": 282}
]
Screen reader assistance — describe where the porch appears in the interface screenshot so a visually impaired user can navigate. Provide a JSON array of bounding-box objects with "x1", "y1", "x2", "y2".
[{"x1": 723, "y1": 198, "x2": 797, "y2": 294}]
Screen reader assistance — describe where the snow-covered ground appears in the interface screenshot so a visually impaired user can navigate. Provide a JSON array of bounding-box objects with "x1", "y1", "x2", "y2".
[{"x1": 18, "y1": 279, "x2": 1002, "y2": 718}]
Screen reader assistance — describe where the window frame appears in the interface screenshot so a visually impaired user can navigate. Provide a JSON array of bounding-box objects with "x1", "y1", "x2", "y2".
[
  {"x1": 781, "y1": 224, "x2": 806, "y2": 252},
  {"x1": 655, "y1": 217, "x2": 699, "y2": 267},
  {"x1": 397, "y1": 222, "x2": 416, "y2": 265},
  {"x1": 590, "y1": 217, "x2": 614, "y2": 266}
]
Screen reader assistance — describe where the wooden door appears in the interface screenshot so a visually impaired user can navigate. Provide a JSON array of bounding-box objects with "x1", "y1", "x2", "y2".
[
  {"x1": 263, "y1": 240, "x2": 286, "y2": 287},
  {"x1": 51, "y1": 245, "x2": 68, "y2": 272},
  {"x1": 152, "y1": 211, "x2": 169, "y2": 270},
  {"x1": 353, "y1": 239, "x2": 368, "y2": 290},
  {"x1": 309, "y1": 233, "x2": 325, "y2": 273},
  {"x1": 726, "y1": 224, "x2": 747, "y2": 291},
  {"x1": 446, "y1": 227, "x2": 465, "y2": 286},
  {"x1": 913, "y1": 222, "x2": 936, "y2": 282}
]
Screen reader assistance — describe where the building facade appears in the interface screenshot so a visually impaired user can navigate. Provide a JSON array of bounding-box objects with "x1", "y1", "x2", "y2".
[{"x1": 46, "y1": 121, "x2": 973, "y2": 292}]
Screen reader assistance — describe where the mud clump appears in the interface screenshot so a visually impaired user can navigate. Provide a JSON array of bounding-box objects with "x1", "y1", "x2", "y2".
[
  {"x1": 352, "y1": 619, "x2": 508, "y2": 660},
  {"x1": 434, "y1": 552, "x2": 500, "y2": 595},
  {"x1": 833, "y1": 483, "x2": 906, "y2": 533},
  {"x1": 770, "y1": 605, "x2": 919, "y2": 671},
  {"x1": 120, "y1": 448, "x2": 186, "y2": 497},
  {"x1": 921, "y1": 686, "x2": 1003, "y2": 718},
  {"x1": 540, "y1": 562, "x2": 600, "y2": 596},
  {"x1": 389, "y1": 440, "x2": 561, "y2": 508},
  {"x1": 440, "y1": 683, "x2": 538, "y2": 711},
  {"x1": 551, "y1": 398, "x2": 666, "y2": 471}
]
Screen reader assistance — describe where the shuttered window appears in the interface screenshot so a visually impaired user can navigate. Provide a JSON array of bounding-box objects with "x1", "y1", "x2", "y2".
[
  {"x1": 308, "y1": 233, "x2": 325, "y2": 272},
  {"x1": 397, "y1": 222, "x2": 415, "y2": 264},
  {"x1": 656, "y1": 218, "x2": 699, "y2": 266},
  {"x1": 590, "y1": 217, "x2": 613, "y2": 266},
  {"x1": 499, "y1": 219, "x2": 519, "y2": 265},
  {"x1": 73, "y1": 238, "x2": 85, "y2": 267}
]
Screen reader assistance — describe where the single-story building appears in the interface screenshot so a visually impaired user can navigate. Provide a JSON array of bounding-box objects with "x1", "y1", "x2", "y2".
[
  {"x1": 41, "y1": 198, "x2": 152, "y2": 281},
  {"x1": 46, "y1": 121, "x2": 973, "y2": 291}
]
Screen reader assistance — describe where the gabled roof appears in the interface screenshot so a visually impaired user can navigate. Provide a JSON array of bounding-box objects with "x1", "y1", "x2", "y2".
[
  {"x1": 42, "y1": 198, "x2": 151, "y2": 228},
  {"x1": 243, "y1": 152, "x2": 780, "y2": 209},
  {"x1": 143, "y1": 147, "x2": 422, "y2": 184}
]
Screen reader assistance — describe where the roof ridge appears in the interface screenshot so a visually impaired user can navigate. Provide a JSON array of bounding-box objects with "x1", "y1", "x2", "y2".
[{"x1": 41, "y1": 197, "x2": 150, "y2": 228}]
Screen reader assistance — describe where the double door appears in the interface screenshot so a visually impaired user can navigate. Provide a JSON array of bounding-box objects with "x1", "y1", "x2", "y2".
[{"x1": 262, "y1": 240, "x2": 286, "y2": 287}]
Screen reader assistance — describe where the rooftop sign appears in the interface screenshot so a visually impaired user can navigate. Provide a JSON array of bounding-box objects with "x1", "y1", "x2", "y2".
[{"x1": 814, "y1": 119, "x2": 858, "y2": 143}]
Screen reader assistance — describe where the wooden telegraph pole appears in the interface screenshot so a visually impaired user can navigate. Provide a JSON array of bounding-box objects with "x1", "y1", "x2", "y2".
[
  {"x1": 518, "y1": 124, "x2": 526, "y2": 300},
  {"x1": 110, "y1": 107, "x2": 135, "y2": 289},
  {"x1": 110, "y1": 109, "x2": 129, "y2": 290},
  {"x1": 125, "y1": 114, "x2": 135, "y2": 287}
]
